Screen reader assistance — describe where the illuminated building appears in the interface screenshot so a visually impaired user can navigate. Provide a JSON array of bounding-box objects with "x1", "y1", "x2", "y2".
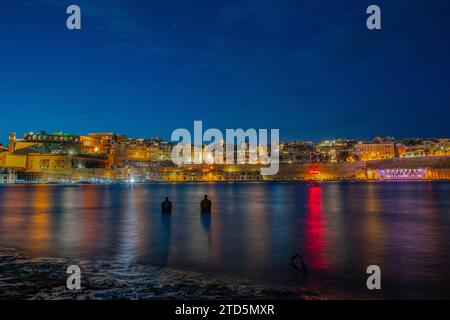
[
  {"x1": 0, "y1": 132, "x2": 112, "y2": 181},
  {"x1": 2, "y1": 153, "x2": 111, "y2": 181},
  {"x1": 14, "y1": 131, "x2": 82, "y2": 155},
  {"x1": 159, "y1": 141, "x2": 175, "y2": 161},
  {"x1": 315, "y1": 140, "x2": 355, "y2": 163},
  {"x1": 88, "y1": 133, "x2": 117, "y2": 153},
  {"x1": 354, "y1": 143, "x2": 395, "y2": 161},
  {"x1": 0, "y1": 152, "x2": 6, "y2": 167},
  {"x1": 80, "y1": 136, "x2": 102, "y2": 154},
  {"x1": 398, "y1": 139, "x2": 450, "y2": 158},
  {"x1": 374, "y1": 168, "x2": 428, "y2": 179},
  {"x1": 0, "y1": 168, "x2": 16, "y2": 183},
  {"x1": 24, "y1": 131, "x2": 80, "y2": 143},
  {"x1": 113, "y1": 138, "x2": 161, "y2": 164},
  {"x1": 280, "y1": 141, "x2": 315, "y2": 163}
]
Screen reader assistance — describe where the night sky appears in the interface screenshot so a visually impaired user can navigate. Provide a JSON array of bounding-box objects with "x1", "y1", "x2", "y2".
[{"x1": 0, "y1": 0, "x2": 449, "y2": 144}]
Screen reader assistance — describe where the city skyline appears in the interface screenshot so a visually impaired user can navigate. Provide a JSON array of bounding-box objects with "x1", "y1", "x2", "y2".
[
  {"x1": 1, "y1": 0, "x2": 449, "y2": 144},
  {"x1": 0, "y1": 128, "x2": 449, "y2": 147}
]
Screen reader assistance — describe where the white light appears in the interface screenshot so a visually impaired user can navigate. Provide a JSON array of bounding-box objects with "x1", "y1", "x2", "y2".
[{"x1": 204, "y1": 152, "x2": 213, "y2": 163}]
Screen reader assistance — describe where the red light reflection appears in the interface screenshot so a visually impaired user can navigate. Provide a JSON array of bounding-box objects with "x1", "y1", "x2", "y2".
[{"x1": 304, "y1": 185, "x2": 328, "y2": 270}]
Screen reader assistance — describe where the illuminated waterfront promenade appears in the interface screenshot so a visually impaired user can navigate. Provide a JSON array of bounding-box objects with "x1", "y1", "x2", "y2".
[{"x1": 1, "y1": 158, "x2": 449, "y2": 183}]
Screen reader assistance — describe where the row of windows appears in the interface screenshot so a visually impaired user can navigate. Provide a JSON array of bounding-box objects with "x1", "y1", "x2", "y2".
[
  {"x1": 171, "y1": 175, "x2": 263, "y2": 181},
  {"x1": 358, "y1": 145, "x2": 393, "y2": 151},
  {"x1": 25, "y1": 135, "x2": 80, "y2": 143}
]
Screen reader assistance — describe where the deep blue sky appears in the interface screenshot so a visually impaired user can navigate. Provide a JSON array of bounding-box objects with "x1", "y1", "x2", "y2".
[{"x1": 0, "y1": 0, "x2": 449, "y2": 144}]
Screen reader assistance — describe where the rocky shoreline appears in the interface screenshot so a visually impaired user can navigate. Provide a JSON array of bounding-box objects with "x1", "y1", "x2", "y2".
[{"x1": 0, "y1": 248, "x2": 324, "y2": 300}]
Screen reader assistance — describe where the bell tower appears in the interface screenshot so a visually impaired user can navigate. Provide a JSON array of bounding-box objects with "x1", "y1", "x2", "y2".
[{"x1": 8, "y1": 132, "x2": 16, "y2": 153}]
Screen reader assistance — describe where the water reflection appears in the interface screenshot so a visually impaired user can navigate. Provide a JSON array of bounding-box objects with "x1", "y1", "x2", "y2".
[
  {"x1": 28, "y1": 186, "x2": 52, "y2": 253},
  {"x1": 241, "y1": 185, "x2": 270, "y2": 273},
  {"x1": 321, "y1": 183, "x2": 345, "y2": 272},
  {"x1": 362, "y1": 184, "x2": 385, "y2": 265},
  {"x1": 0, "y1": 182, "x2": 449, "y2": 298},
  {"x1": 80, "y1": 186, "x2": 102, "y2": 256},
  {"x1": 116, "y1": 186, "x2": 151, "y2": 263},
  {"x1": 159, "y1": 212, "x2": 172, "y2": 265},
  {"x1": 200, "y1": 213, "x2": 211, "y2": 243},
  {"x1": 59, "y1": 187, "x2": 82, "y2": 254},
  {"x1": 303, "y1": 185, "x2": 329, "y2": 270},
  {"x1": 0, "y1": 187, "x2": 28, "y2": 246}
]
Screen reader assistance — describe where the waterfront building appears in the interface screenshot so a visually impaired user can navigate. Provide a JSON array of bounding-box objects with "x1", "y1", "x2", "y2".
[
  {"x1": 12, "y1": 131, "x2": 82, "y2": 155},
  {"x1": 113, "y1": 138, "x2": 161, "y2": 164},
  {"x1": 1, "y1": 152, "x2": 111, "y2": 181},
  {"x1": 0, "y1": 151, "x2": 7, "y2": 167},
  {"x1": 88, "y1": 132, "x2": 117, "y2": 153},
  {"x1": 316, "y1": 140, "x2": 355, "y2": 163},
  {"x1": 80, "y1": 135, "x2": 103, "y2": 154},
  {"x1": 398, "y1": 138, "x2": 450, "y2": 158},
  {"x1": 0, "y1": 167, "x2": 16, "y2": 183},
  {"x1": 280, "y1": 141, "x2": 314, "y2": 163},
  {"x1": 0, "y1": 132, "x2": 113, "y2": 181},
  {"x1": 159, "y1": 141, "x2": 175, "y2": 161},
  {"x1": 354, "y1": 142, "x2": 395, "y2": 161}
]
